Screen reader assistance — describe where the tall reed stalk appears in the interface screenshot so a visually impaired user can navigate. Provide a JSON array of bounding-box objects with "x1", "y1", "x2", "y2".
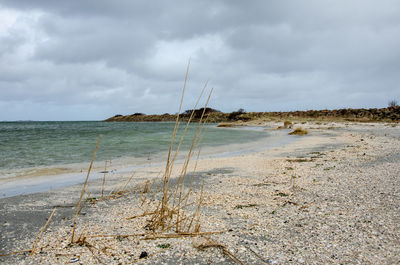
[
  {"x1": 71, "y1": 135, "x2": 102, "y2": 243},
  {"x1": 101, "y1": 160, "x2": 108, "y2": 198}
]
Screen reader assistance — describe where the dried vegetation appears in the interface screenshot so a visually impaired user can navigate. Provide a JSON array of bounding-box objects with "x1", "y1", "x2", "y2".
[{"x1": 289, "y1": 127, "x2": 309, "y2": 135}]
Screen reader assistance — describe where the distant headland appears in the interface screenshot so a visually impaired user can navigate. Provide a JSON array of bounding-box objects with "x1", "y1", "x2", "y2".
[{"x1": 104, "y1": 106, "x2": 400, "y2": 123}]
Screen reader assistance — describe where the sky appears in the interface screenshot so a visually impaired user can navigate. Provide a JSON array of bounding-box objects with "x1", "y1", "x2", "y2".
[{"x1": 0, "y1": 0, "x2": 399, "y2": 121}]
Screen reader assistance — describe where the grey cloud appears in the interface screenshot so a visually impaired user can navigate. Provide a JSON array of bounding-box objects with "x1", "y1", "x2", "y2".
[
  {"x1": 0, "y1": 33, "x2": 25, "y2": 57},
  {"x1": 34, "y1": 15, "x2": 156, "y2": 67},
  {"x1": 0, "y1": 0, "x2": 399, "y2": 121}
]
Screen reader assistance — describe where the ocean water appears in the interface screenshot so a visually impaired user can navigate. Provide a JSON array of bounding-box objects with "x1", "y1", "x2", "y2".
[{"x1": 0, "y1": 121, "x2": 269, "y2": 179}]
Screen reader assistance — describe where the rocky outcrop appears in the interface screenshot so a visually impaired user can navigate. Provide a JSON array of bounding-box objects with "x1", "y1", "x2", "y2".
[
  {"x1": 104, "y1": 113, "x2": 176, "y2": 122},
  {"x1": 257, "y1": 106, "x2": 400, "y2": 121},
  {"x1": 105, "y1": 106, "x2": 400, "y2": 122}
]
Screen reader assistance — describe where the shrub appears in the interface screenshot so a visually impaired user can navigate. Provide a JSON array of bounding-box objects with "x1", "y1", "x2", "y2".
[
  {"x1": 228, "y1": 108, "x2": 246, "y2": 120},
  {"x1": 388, "y1": 100, "x2": 398, "y2": 107},
  {"x1": 182, "y1": 107, "x2": 220, "y2": 119}
]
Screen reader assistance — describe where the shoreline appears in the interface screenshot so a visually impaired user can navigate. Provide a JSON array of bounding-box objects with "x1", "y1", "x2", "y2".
[
  {"x1": 0, "y1": 125, "x2": 296, "y2": 198},
  {"x1": 1, "y1": 121, "x2": 399, "y2": 264}
]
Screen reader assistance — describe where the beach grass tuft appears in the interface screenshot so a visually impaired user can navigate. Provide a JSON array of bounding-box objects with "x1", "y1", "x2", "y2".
[{"x1": 289, "y1": 127, "x2": 308, "y2": 135}]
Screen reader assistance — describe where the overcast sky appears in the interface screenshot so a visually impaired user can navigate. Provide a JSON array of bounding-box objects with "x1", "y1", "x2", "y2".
[{"x1": 0, "y1": 0, "x2": 399, "y2": 121}]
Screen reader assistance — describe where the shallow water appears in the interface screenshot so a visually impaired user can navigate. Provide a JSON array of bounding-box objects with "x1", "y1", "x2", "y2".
[
  {"x1": 0, "y1": 121, "x2": 268, "y2": 175},
  {"x1": 0, "y1": 121, "x2": 287, "y2": 197}
]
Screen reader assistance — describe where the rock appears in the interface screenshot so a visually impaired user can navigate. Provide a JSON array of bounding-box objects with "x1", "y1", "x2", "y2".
[{"x1": 139, "y1": 251, "x2": 148, "y2": 259}]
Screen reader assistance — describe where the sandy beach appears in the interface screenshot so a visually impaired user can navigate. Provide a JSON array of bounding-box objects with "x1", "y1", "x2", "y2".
[{"x1": 1, "y1": 122, "x2": 399, "y2": 264}]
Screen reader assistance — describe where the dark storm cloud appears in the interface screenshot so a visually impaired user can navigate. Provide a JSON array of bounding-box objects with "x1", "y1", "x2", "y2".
[{"x1": 0, "y1": 0, "x2": 399, "y2": 120}]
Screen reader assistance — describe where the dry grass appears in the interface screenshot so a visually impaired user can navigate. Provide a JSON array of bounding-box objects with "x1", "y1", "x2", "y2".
[
  {"x1": 216, "y1": 122, "x2": 234, "y2": 127},
  {"x1": 289, "y1": 127, "x2": 308, "y2": 135},
  {"x1": 31, "y1": 208, "x2": 57, "y2": 256},
  {"x1": 194, "y1": 237, "x2": 245, "y2": 265},
  {"x1": 283, "y1": 120, "x2": 292, "y2": 128},
  {"x1": 71, "y1": 134, "x2": 102, "y2": 243},
  {"x1": 100, "y1": 160, "x2": 108, "y2": 198},
  {"x1": 145, "y1": 85, "x2": 213, "y2": 234}
]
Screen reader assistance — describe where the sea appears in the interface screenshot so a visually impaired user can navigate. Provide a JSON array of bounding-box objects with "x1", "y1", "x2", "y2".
[{"x1": 0, "y1": 121, "x2": 286, "y2": 197}]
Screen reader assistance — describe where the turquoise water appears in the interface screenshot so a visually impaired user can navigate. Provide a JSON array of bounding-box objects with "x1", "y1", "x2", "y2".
[{"x1": 0, "y1": 121, "x2": 268, "y2": 173}]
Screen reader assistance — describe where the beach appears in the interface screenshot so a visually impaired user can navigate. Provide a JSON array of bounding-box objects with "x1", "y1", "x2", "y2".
[{"x1": 1, "y1": 122, "x2": 399, "y2": 264}]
